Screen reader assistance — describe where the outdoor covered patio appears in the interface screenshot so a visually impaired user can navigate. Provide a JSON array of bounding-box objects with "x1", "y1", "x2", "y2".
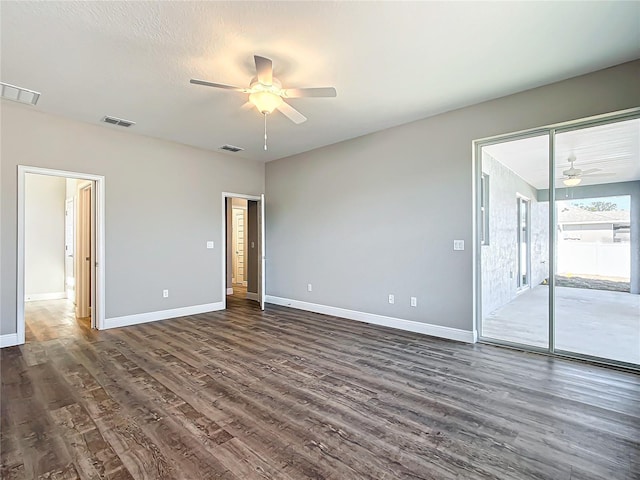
[{"x1": 482, "y1": 284, "x2": 640, "y2": 365}]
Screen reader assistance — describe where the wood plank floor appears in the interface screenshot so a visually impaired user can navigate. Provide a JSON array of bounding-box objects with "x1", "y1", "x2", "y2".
[{"x1": 1, "y1": 295, "x2": 639, "y2": 479}]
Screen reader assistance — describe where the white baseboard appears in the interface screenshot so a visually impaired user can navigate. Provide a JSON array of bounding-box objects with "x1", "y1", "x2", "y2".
[
  {"x1": 226, "y1": 287, "x2": 234, "y2": 295},
  {"x1": 266, "y1": 296, "x2": 477, "y2": 343},
  {"x1": 246, "y1": 292, "x2": 259, "y2": 301},
  {"x1": 25, "y1": 292, "x2": 66, "y2": 302},
  {"x1": 0, "y1": 333, "x2": 20, "y2": 348},
  {"x1": 103, "y1": 302, "x2": 224, "y2": 330}
]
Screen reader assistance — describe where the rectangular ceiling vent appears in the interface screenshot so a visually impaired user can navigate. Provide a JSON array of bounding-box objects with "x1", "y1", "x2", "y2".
[
  {"x1": 1, "y1": 82, "x2": 40, "y2": 106},
  {"x1": 101, "y1": 115, "x2": 135, "y2": 128},
  {"x1": 219, "y1": 144, "x2": 244, "y2": 153}
]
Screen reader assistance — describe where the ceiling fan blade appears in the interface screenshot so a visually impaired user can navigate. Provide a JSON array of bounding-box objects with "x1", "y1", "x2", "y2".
[
  {"x1": 580, "y1": 168, "x2": 601, "y2": 175},
  {"x1": 282, "y1": 87, "x2": 337, "y2": 98},
  {"x1": 190, "y1": 79, "x2": 247, "y2": 92},
  {"x1": 582, "y1": 172, "x2": 616, "y2": 178},
  {"x1": 240, "y1": 101, "x2": 255, "y2": 111},
  {"x1": 277, "y1": 101, "x2": 307, "y2": 124},
  {"x1": 254, "y1": 55, "x2": 273, "y2": 85}
]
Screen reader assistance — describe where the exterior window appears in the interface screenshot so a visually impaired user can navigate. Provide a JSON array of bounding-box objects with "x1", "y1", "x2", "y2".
[{"x1": 481, "y1": 173, "x2": 490, "y2": 245}]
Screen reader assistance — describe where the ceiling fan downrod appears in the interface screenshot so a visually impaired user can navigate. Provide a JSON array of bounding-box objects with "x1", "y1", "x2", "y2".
[{"x1": 263, "y1": 112, "x2": 268, "y2": 151}]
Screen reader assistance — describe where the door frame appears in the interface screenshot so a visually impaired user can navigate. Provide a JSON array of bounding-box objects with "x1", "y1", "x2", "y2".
[
  {"x1": 17, "y1": 166, "x2": 106, "y2": 343},
  {"x1": 221, "y1": 192, "x2": 264, "y2": 310},
  {"x1": 473, "y1": 107, "x2": 640, "y2": 370}
]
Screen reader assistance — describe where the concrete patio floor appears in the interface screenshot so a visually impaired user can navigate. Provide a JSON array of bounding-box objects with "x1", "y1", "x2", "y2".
[{"x1": 482, "y1": 285, "x2": 640, "y2": 365}]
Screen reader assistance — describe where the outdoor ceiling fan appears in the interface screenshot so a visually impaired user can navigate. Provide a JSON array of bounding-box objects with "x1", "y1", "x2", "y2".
[
  {"x1": 560, "y1": 154, "x2": 615, "y2": 187},
  {"x1": 190, "y1": 55, "x2": 337, "y2": 150}
]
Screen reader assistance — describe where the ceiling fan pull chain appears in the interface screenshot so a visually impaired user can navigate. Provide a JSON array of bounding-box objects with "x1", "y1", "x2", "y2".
[{"x1": 264, "y1": 112, "x2": 268, "y2": 151}]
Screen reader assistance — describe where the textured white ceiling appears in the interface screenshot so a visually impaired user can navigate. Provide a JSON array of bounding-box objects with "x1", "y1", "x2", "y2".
[
  {"x1": 484, "y1": 118, "x2": 640, "y2": 189},
  {"x1": 1, "y1": 1, "x2": 639, "y2": 162}
]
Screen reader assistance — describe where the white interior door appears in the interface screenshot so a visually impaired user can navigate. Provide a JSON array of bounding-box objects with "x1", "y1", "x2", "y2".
[
  {"x1": 258, "y1": 194, "x2": 265, "y2": 310},
  {"x1": 76, "y1": 184, "x2": 91, "y2": 319}
]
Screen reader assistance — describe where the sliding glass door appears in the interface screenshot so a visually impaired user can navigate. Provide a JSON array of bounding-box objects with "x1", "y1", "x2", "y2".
[
  {"x1": 553, "y1": 119, "x2": 639, "y2": 366},
  {"x1": 477, "y1": 111, "x2": 639, "y2": 369},
  {"x1": 479, "y1": 133, "x2": 550, "y2": 350}
]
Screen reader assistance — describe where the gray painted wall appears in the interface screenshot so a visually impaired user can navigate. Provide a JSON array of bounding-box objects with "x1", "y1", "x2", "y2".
[
  {"x1": 265, "y1": 60, "x2": 640, "y2": 333},
  {"x1": 24, "y1": 174, "x2": 66, "y2": 298},
  {"x1": 481, "y1": 153, "x2": 549, "y2": 318},
  {"x1": 540, "y1": 180, "x2": 640, "y2": 294},
  {"x1": 1, "y1": 102, "x2": 264, "y2": 335}
]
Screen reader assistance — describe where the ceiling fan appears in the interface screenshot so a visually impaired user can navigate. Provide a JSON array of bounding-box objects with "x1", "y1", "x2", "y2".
[
  {"x1": 190, "y1": 55, "x2": 337, "y2": 150},
  {"x1": 560, "y1": 154, "x2": 615, "y2": 187}
]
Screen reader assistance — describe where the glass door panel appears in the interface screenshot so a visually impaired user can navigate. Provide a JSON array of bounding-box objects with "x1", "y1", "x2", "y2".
[
  {"x1": 480, "y1": 134, "x2": 550, "y2": 349},
  {"x1": 517, "y1": 197, "x2": 530, "y2": 290},
  {"x1": 554, "y1": 119, "x2": 640, "y2": 366}
]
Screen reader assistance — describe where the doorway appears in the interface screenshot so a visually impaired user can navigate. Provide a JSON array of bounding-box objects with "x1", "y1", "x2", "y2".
[
  {"x1": 17, "y1": 166, "x2": 105, "y2": 345},
  {"x1": 222, "y1": 193, "x2": 265, "y2": 310},
  {"x1": 476, "y1": 111, "x2": 640, "y2": 369}
]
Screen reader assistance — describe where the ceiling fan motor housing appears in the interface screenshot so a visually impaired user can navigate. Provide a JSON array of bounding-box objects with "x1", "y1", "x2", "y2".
[{"x1": 249, "y1": 78, "x2": 284, "y2": 114}]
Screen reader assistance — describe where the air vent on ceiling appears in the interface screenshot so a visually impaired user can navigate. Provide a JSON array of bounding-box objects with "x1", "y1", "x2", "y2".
[
  {"x1": 219, "y1": 144, "x2": 244, "y2": 153},
  {"x1": 101, "y1": 115, "x2": 135, "y2": 127},
  {"x1": 1, "y1": 82, "x2": 40, "y2": 106}
]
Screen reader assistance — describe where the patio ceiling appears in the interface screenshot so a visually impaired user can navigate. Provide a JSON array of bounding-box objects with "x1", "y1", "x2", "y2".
[{"x1": 483, "y1": 117, "x2": 640, "y2": 189}]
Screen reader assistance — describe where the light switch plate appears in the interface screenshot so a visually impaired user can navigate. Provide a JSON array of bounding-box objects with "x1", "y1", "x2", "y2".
[
  {"x1": 453, "y1": 240, "x2": 464, "y2": 251},
  {"x1": 206, "y1": 241, "x2": 214, "y2": 249}
]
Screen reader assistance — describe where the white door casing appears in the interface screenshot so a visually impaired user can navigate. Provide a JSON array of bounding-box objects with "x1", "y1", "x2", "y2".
[
  {"x1": 259, "y1": 193, "x2": 265, "y2": 310},
  {"x1": 221, "y1": 192, "x2": 264, "y2": 310},
  {"x1": 16, "y1": 166, "x2": 105, "y2": 345}
]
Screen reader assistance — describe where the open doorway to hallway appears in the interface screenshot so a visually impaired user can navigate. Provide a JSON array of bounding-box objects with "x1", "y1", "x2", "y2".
[
  {"x1": 23, "y1": 173, "x2": 95, "y2": 341},
  {"x1": 223, "y1": 194, "x2": 265, "y2": 310},
  {"x1": 17, "y1": 166, "x2": 105, "y2": 345}
]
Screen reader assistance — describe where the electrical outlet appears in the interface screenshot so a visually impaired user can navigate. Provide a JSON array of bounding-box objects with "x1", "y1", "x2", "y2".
[
  {"x1": 453, "y1": 240, "x2": 465, "y2": 251},
  {"x1": 307, "y1": 283, "x2": 313, "y2": 292},
  {"x1": 206, "y1": 241, "x2": 214, "y2": 249},
  {"x1": 388, "y1": 294, "x2": 395, "y2": 304},
  {"x1": 163, "y1": 289, "x2": 169, "y2": 298},
  {"x1": 410, "y1": 297, "x2": 417, "y2": 307}
]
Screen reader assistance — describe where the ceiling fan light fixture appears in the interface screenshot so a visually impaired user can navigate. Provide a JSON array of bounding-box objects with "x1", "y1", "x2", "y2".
[
  {"x1": 563, "y1": 177, "x2": 582, "y2": 187},
  {"x1": 249, "y1": 90, "x2": 283, "y2": 114},
  {"x1": 190, "y1": 55, "x2": 336, "y2": 150}
]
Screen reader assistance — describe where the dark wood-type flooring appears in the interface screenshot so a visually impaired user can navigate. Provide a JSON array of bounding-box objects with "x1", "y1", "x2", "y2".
[{"x1": 1, "y1": 293, "x2": 639, "y2": 479}]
